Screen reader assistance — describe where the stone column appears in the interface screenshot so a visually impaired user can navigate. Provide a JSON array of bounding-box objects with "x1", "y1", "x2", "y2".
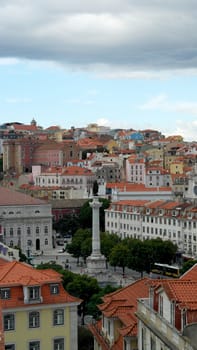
[
  {"x1": 90, "y1": 197, "x2": 102, "y2": 256},
  {"x1": 86, "y1": 196, "x2": 106, "y2": 276}
]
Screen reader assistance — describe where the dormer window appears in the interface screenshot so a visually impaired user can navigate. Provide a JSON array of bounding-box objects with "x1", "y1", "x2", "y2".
[
  {"x1": 29, "y1": 286, "x2": 40, "y2": 301},
  {"x1": 0, "y1": 288, "x2": 10, "y2": 299},
  {"x1": 50, "y1": 284, "x2": 59, "y2": 295}
]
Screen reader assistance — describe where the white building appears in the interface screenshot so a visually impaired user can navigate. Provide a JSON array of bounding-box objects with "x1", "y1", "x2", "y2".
[
  {"x1": 0, "y1": 186, "x2": 53, "y2": 256},
  {"x1": 105, "y1": 199, "x2": 197, "y2": 256}
]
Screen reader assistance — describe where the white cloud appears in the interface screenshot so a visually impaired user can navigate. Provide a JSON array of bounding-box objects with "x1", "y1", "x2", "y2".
[
  {"x1": 140, "y1": 95, "x2": 197, "y2": 116},
  {"x1": 172, "y1": 120, "x2": 197, "y2": 141}
]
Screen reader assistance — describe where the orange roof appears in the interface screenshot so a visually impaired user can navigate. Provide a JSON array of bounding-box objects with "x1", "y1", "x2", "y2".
[
  {"x1": 155, "y1": 280, "x2": 197, "y2": 310},
  {"x1": 98, "y1": 278, "x2": 149, "y2": 337},
  {"x1": 106, "y1": 182, "x2": 172, "y2": 192},
  {"x1": 0, "y1": 187, "x2": 47, "y2": 206},
  {"x1": 0, "y1": 261, "x2": 81, "y2": 309},
  {"x1": 61, "y1": 166, "x2": 93, "y2": 176},
  {"x1": 180, "y1": 263, "x2": 197, "y2": 281}
]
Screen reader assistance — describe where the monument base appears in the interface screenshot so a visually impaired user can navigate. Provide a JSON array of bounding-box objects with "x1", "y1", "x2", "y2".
[{"x1": 86, "y1": 254, "x2": 107, "y2": 275}]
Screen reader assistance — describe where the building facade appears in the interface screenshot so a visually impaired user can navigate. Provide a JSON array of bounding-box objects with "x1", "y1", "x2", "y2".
[
  {"x1": 0, "y1": 260, "x2": 81, "y2": 350},
  {"x1": 105, "y1": 199, "x2": 197, "y2": 256},
  {"x1": 0, "y1": 187, "x2": 53, "y2": 256}
]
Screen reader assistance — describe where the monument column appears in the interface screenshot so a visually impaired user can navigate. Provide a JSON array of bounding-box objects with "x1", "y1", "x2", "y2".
[
  {"x1": 86, "y1": 196, "x2": 106, "y2": 276},
  {"x1": 90, "y1": 197, "x2": 102, "y2": 256}
]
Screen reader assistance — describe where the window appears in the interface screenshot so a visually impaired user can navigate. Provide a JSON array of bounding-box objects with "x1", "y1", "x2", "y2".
[
  {"x1": 29, "y1": 341, "x2": 40, "y2": 350},
  {"x1": 36, "y1": 227, "x2": 40, "y2": 234},
  {"x1": 29, "y1": 311, "x2": 40, "y2": 328},
  {"x1": 5, "y1": 345, "x2": 15, "y2": 350},
  {"x1": 27, "y1": 227, "x2": 31, "y2": 235},
  {"x1": 53, "y1": 309, "x2": 64, "y2": 325},
  {"x1": 9, "y1": 228, "x2": 13, "y2": 237},
  {"x1": 54, "y1": 338, "x2": 64, "y2": 350},
  {"x1": 29, "y1": 286, "x2": 40, "y2": 301},
  {"x1": 50, "y1": 284, "x2": 59, "y2": 295},
  {"x1": 27, "y1": 239, "x2": 32, "y2": 247},
  {"x1": 0, "y1": 288, "x2": 10, "y2": 299},
  {"x1": 4, "y1": 314, "x2": 15, "y2": 331},
  {"x1": 45, "y1": 238, "x2": 48, "y2": 245},
  {"x1": 159, "y1": 295, "x2": 163, "y2": 316},
  {"x1": 17, "y1": 227, "x2": 21, "y2": 236}
]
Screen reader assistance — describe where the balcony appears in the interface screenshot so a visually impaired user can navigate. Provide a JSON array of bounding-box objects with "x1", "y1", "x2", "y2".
[{"x1": 136, "y1": 299, "x2": 193, "y2": 350}]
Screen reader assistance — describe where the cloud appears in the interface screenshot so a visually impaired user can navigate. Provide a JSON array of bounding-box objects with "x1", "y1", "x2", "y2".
[
  {"x1": 140, "y1": 95, "x2": 197, "y2": 115},
  {"x1": 173, "y1": 120, "x2": 197, "y2": 141},
  {"x1": 1, "y1": 1, "x2": 197, "y2": 75}
]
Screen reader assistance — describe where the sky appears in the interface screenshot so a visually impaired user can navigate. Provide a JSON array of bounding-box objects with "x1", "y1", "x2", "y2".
[{"x1": 1, "y1": 1, "x2": 197, "y2": 141}]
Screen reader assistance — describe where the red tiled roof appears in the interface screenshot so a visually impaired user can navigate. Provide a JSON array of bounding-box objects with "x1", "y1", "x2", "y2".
[
  {"x1": 155, "y1": 280, "x2": 197, "y2": 310},
  {"x1": 0, "y1": 261, "x2": 81, "y2": 309},
  {"x1": 106, "y1": 182, "x2": 172, "y2": 192},
  {"x1": 180, "y1": 263, "x2": 197, "y2": 281},
  {"x1": 0, "y1": 187, "x2": 48, "y2": 206},
  {"x1": 98, "y1": 278, "x2": 149, "y2": 337}
]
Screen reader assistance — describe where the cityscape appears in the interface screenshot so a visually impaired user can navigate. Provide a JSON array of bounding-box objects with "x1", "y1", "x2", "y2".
[
  {"x1": 0, "y1": 120, "x2": 197, "y2": 349},
  {"x1": 1, "y1": 1, "x2": 197, "y2": 349}
]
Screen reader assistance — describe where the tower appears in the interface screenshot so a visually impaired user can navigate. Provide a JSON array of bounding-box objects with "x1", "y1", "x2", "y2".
[{"x1": 86, "y1": 197, "x2": 106, "y2": 276}]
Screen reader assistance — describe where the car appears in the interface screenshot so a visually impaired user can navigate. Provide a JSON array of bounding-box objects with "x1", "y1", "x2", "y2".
[{"x1": 57, "y1": 248, "x2": 65, "y2": 253}]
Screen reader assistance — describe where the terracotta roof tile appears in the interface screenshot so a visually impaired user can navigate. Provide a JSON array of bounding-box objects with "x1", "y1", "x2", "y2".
[{"x1": 0, "y1": 187, "x2": 48, "y2": 206}]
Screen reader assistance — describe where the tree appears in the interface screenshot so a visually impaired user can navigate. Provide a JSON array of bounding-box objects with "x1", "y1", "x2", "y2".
[
  {"x1": 101, "y1": 232, "x2": 121, "y2": 266},
  {"x1": 109, "y1": 242, "x2": 129, "y2": 276},
  {"x1": 126, "y1": 239, "x2": 150, "y2": 276},
  {"x1": 53, "y1": 213, "x2": 80, "y2": 236},
  {"x1": 79, "y1": 198, "x2": 110, "y2": 231},
  {"x1": 66, "y1": 229, "x2": 92, "y2": 264},
  {"x1": 180, "y1": 260, "x2": 197, "y2": 275},
  {"x1": 66, "y1": 274, "x2": 100, "y2": 324}
]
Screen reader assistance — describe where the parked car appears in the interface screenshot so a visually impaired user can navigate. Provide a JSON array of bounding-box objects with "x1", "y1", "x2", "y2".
[{"x1": 57, "y1": 248, "x2": 65, "y2": 253}]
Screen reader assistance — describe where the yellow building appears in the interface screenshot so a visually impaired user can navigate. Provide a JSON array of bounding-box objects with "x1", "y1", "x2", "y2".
[{"x1": 0, "y1": 260, "x2": 81, "y2": 350}]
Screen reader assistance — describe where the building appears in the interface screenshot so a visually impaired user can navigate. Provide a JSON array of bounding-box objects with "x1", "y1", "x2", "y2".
[
  {"x1": 34, "y1": 165, "x2": 95, "y2": 197},
  {"x1": 105, "y1": 199, "x2": 197, "y2": 256},
  {"x1": 137, "y1": 266, "x2": 197, "y2": 349},
  {"x1": 89, "y1": 278, "x2": 149, "y2": 350},
  {"x1": 0, "y1": 187, "x2": 53, "y2": 256},
  {"x1": 106, "y1": 183, "x2": 173, "y2": 202},
  {"x1": 0, "y1": 260, "x2": 81, "y2": 350}
]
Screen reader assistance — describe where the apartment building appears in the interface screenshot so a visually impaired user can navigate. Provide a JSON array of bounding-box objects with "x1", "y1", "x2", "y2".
[
  {"x1": 105, "y1": 199, "x2": 197, "y2": 256},
  {"x1": 0, "y1": 260, "x2": 81, "y2": 350},
  {"x1": 89, "y1": 278, "x2": 149, "y2": 350},
  {"x1": 137, "y1": 265, "x2": 197, "y2": 350},
  {"x1": 34, "y1": 166, "x2": 95, "y2": 198},
  {"x1": 125, "y1": 155, "x2": 146, "y2": 184},
  {"x1": 0, "y1": 187, "x2": 53, "y2": 256}
]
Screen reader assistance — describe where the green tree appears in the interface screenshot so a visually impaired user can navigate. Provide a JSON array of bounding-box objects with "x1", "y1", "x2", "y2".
[
  {"x1": 109, "y1": 242, "x2": 129, "y2": 276},
  {"x1": 126, "y1": 239, "x2": 150, "y2": 276},
  {"x1": 66, "y1": 229, "x2": 91, "y2": 264},
  {"x1": 180, "y1": 260, "x2": 197, "y2": 275},
  {"x1": 53, "y1": 213, "x2": 80, "y2": 236},
  {"x1": 79, "y1": 198, "x2": 110, "y2": 231},
  {"x1": 101, "y1": 232, "x2": 121, "y2": 266},
  {"x1": 81, "y1": 237, "x2": 92, "y2": 263}
]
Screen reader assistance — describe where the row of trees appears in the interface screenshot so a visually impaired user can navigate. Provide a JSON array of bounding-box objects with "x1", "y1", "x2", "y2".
[{"x1": 66, "y1": 229, "x2": 178, "y2": 276}]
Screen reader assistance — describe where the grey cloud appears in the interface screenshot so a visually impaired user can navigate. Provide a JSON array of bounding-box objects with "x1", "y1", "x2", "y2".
[{"x1": 1, "y1": 0, "x2": 197, "y2": 73}]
